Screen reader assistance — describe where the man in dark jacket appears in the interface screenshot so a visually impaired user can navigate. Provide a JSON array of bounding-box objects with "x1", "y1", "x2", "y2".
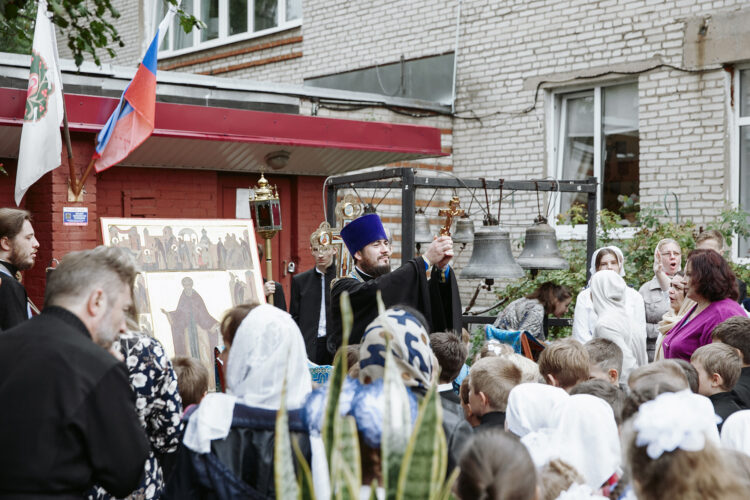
[
  {"x1": 0, "y1": 246, "x2": 150, "y2": 497},
  {"x1": 0, "y1": 207, "x2": 39, "y2": 331},
  {"x1": 290, "y1": 235, "x2": 336, "y2": 364}
]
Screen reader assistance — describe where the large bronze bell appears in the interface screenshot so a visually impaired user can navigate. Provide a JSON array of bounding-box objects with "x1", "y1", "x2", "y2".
[
  {"x1": 414, "y1": 210, "x2": 434, "y2": 246},
  {"x1": 516, "y1": 217, "x2": 569, "y2": 270},
  {"x1": 452, "y1": 216, "x2": 475, "y2": 244},
  {"x1": 461, "y1": 224, "x2": 524, "y2": 280}
]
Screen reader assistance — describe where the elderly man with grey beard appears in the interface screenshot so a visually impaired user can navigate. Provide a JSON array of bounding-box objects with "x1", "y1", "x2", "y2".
[{"x1": 0, "y1": 246, "x2": 149, "y2": 498}]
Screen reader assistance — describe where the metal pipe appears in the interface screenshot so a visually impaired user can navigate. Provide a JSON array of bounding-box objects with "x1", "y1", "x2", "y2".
[{"x1": 451, "y1": 0, "x2": 463, "y2": 114}]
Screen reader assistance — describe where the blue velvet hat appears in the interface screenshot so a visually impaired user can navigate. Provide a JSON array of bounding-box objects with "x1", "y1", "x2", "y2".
[{"x1": 340, "y1": 214, "x2": 388, "y2": 255}]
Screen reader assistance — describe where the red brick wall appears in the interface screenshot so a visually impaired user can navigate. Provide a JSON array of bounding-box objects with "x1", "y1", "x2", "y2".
[{"x1": 292, "y1": 176, "x2": 328, "y2": 273}]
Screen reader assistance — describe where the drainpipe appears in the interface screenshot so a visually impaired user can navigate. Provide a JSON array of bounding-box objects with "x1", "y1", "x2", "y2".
[{"x1": 451, "y1": 0, "x2": 463, "y2": 114}]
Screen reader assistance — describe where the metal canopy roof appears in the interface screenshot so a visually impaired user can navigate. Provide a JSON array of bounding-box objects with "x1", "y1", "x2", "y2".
[{"x1": 0, "y1": 87, "x2": 444, "y2": 176}]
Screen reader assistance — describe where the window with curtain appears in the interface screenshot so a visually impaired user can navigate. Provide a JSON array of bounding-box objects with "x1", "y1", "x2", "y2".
[
  {"x1": 553, "y1": 82, "x2": 639, "y2": 224},
  {"x1": 158, "y1": 0, "x2": 302, "y2": 54}
]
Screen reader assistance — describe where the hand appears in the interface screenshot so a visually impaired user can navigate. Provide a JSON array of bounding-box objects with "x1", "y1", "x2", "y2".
[
  {"x1": 264, "y1": 281, "x2": 276, "y2": 297},
  {"x1": 653, "y1": 248, "x2": 663, "y2": 275},
  {"x1": 424, "y1": 236, "x2": 454, "y2": 269}
]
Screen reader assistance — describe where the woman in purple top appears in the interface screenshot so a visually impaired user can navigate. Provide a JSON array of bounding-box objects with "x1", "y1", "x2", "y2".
[{"x1": 663, "y1": 249, "x2": 746, "y2": 361}]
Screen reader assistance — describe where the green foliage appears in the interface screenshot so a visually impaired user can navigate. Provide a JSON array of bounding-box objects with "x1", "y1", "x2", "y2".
[
  {"x1": 274, "y1": 373, "x2": 300, "y2": 500},
  {"x1": 0, "y1": 0, "x2": 203, "y2": 66},
  {"x1": 396, "y1": 382, "x2": 447, "y2": 500},
  {"x1": 498, "y1": 206, "x2": 750, "y2": 339}
]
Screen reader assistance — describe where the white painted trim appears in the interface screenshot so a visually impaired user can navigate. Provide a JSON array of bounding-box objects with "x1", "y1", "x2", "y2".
[{"x1": 157, "y1": 9, "x2": 302, "y2": 60}]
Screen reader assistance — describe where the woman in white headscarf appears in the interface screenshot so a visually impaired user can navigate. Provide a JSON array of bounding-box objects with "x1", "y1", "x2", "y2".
[
  {"x1": 166, "y1": 304, "x2": 319, "y2": 500},
  {"x1": 571, "y1": 245, "x2": 647, "y2": 347},
  {"x1": 721, "y1": 410, "x2": 750, "y2": 456},
  {"x1": 505, "y1": 382, "x2": 569, "y2": 438},
  {"x1": 590, "y1": 270, "x2": 647, "y2": 382}
]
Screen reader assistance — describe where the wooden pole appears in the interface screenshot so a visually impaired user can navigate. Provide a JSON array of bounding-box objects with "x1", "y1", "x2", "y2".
[
  {"x1": 264, "y1": 237, "x2": 274, "y2": 305},
  {"x1": 74, "y1": 156, "x2": 97, "y2": 198},
  {"x1": 60, "y1": 96, "x2": 77, "y2": 194}
]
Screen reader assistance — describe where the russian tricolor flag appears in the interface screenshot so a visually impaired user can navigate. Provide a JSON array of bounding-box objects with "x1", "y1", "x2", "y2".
[{"x1": 94, "y1": 6, "x2": 177, "y2": 172}]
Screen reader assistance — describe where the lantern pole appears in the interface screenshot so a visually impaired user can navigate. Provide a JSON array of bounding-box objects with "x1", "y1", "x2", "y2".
[{"x1": 250, "y1": 172, "x2": 282, "y2": 306}]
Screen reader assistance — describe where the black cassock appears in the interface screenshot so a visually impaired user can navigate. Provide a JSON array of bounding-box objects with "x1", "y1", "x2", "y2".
[
  {"x1": 289, "y1": 264, "x2": 335, "y2": 365},
  {"x1": 0, "y1": 260, "x2": 29, "y2": 332},
  {"x1": 328, "y1": 256, "x2": 462, "y2": 353},
  {"x1": 0, "y1": 306, "x2": 149, "y2": 497}
]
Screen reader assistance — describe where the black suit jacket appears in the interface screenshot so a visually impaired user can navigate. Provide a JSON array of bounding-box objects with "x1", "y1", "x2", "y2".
[
  {"x1": 0, "y1": 261, "x2": 29, "y2": 332},
  {"x1": 290, "y1": 264, "x2": 335, "y2": 364}
]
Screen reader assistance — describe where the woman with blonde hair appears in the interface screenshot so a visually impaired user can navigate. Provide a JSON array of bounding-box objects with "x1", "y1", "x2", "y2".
[{"x1": 639, "y1": 238, "x2": 682, "y2": 361}]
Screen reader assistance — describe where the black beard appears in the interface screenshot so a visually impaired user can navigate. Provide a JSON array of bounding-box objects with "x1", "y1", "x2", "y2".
[{"x1": 360, "y1": 262, "x2": 391, "y2": 277}]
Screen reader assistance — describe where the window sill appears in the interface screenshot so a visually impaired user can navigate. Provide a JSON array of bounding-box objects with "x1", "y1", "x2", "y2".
[
  {"x1": 158, "y1": 19, "x2": 302, "y2": 60},
  {"x1": 554, "y1": 224, "x2": 639, "y2": 241}
]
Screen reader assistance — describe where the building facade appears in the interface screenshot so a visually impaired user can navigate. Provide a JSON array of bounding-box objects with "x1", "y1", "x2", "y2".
[{"x1": 50, "y1": 0, "x2": 750, "y2": 306}]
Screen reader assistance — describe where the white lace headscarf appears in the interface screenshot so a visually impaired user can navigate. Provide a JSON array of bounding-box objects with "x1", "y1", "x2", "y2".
[
  {"x1": 720, "y1": 410, "x2": 750, "y2": 456},
  {"x1": 549, "y1": 394, "x2": 621, "y2": 489},
  {"x1": 590, "y1": 246, "x2": 626, "y2": 278},
  {"x1": 184, "y1": 304, "x2": 312, "y2": 453},
  {"x1": 506, "y1": 383, "x2": 569, "y2": 438},
  {"x1": 591, "y1": 270, "x2": 638, "y2": 381}
]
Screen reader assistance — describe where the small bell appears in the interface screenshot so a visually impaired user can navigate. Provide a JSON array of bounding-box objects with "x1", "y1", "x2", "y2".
[
  {"x1": 516, "y1": 216, "x2": 569, "y2": 270},
  {"x1": 414, "y1": 210, "x2": 434, "y2": 247},
  {"x1": 452, "y1": 216, "x2": 475, "y2": 245},
  {"x1": 461, "y1": 224, "x2": 524, "y2": 281}
]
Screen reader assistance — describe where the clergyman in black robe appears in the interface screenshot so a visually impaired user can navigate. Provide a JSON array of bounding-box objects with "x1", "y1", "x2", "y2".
[{"x1": 328, "y1": 214, "x2": 462, "y2": 354}]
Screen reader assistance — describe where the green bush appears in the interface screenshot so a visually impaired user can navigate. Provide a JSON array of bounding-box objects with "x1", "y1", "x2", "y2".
[{"x1": 494, "y1": 206, "x2": 750, "y2": 339}]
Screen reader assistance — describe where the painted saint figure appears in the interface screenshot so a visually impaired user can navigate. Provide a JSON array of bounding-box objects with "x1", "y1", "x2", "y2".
[{"x1": 161, "y1": 277, "x2": 220, "y2": 387}]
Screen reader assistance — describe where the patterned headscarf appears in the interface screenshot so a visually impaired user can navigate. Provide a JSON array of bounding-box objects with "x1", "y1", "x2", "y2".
[{"x1": 358, "y1": 307, "x2": 438, "y2": 390}]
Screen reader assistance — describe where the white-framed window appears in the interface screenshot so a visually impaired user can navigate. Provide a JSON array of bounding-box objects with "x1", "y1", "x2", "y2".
[
  {"x1": 157, "y1": 0, "x2": 302, "y2": 57},
  {"x1": 731, "y1": 67, "x2": 750, "y2": 260},
  {"x1": 547, "y1": 82, "x2": 639, "y2": 235}
]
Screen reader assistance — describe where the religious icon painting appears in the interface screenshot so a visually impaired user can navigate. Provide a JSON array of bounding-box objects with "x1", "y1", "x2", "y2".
[
  {"x1": 145, "y1": 271, "x2": 230, "y2": 391},
  {"x1": 101, "y1": 218, "x2": 266, "y2": 392}
]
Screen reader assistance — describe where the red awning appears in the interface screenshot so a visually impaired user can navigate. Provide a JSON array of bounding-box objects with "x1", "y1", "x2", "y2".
[{"x1": 0, "y1": 87, "x2": 445, "y2": 175}]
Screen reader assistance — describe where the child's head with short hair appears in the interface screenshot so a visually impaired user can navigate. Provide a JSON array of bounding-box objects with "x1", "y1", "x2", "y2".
[
  {"x1": 479, "y1": 339, "x2": 514, "y2": 359},
  {"x1": 569, "y1": 378, "x2": 626, "y2": 425},
  {"x1": 691, "y1": 343, "x2": 741, "y2": 397},
  {"x1": 538, "y1": 338, "x2": 589, "y2": 390},
  {"x1": 430, "y1": 331, "x2": 468, "y2": 383},
  {"x1": 539, "y1": 458, "x2": 584, "y2": 500},
  {"x1": 627, "y1": 359, "x2": 688, "y2": 391},
  {"x1": 455, "y1": 430, "x2": 538, "y2": 500},
  {"x1": 172, "y1": 356, "x2": 209, "y2": 408},
  {"x1": 673, "y1": 358, "x2": 700, "y2": 393},
  {"x1": 584, "y1": 338, "x2": 623, "y2": 385},
  {"x1": 460, "y1": 375, "x2": 480, "y2": 427},
  {"x1": 712, "y1": 316, "x2": 750, "y2": 366},
  {"x1": 468, "y1": 356, "x2": 522, "y2": 416}
]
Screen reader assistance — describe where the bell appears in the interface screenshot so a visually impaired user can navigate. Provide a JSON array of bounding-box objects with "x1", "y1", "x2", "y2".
[
  {"x1": 414, "y1": 210, "x2": 434, "y2": 246},
  {"x1": 452, "y1": 216, "x2": 475, "y2": 244},
  {"x1": 516, "y1": 217, "x2": 569, "y2": 270},
  {"x1": 461, "y1": 224, "x2": 524, "y2": 280}
]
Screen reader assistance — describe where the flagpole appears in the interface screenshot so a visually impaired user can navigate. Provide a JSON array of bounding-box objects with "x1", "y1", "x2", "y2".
[
  {"x1": 61, "y1": 100, "x2": 78, "y2": 194},
  {"x1": 74, "y1": 157, "x2": 97, "y2": 198}
]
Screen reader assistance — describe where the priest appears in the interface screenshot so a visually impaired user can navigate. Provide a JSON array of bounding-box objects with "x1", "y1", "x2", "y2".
[{"x1": 328, "y1": 213, "x2": 462, "y2": 353}]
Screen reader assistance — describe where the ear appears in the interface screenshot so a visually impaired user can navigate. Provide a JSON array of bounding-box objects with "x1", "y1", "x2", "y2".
[
  {"x1": 712, "y1": 372, "x2": 724, "y2": 389},
  {"x1": 354, "y1": 250, "x2": 362, "y2": 262},
  {"x1": 478, "y1": 391, "x2": 490, "y2": 410},
  {"x1": 545, "y1": 373, "x2": 559, "y2": 387},
  {"x1": 0, "y1": 236, "x2": 11, "y2": 252},
  {"x1": 86, "y1": 288, "x2": 107, "y2": 318},
  {"x1": 608, "y1": 368, "x2": 620, "y2": 384}
]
